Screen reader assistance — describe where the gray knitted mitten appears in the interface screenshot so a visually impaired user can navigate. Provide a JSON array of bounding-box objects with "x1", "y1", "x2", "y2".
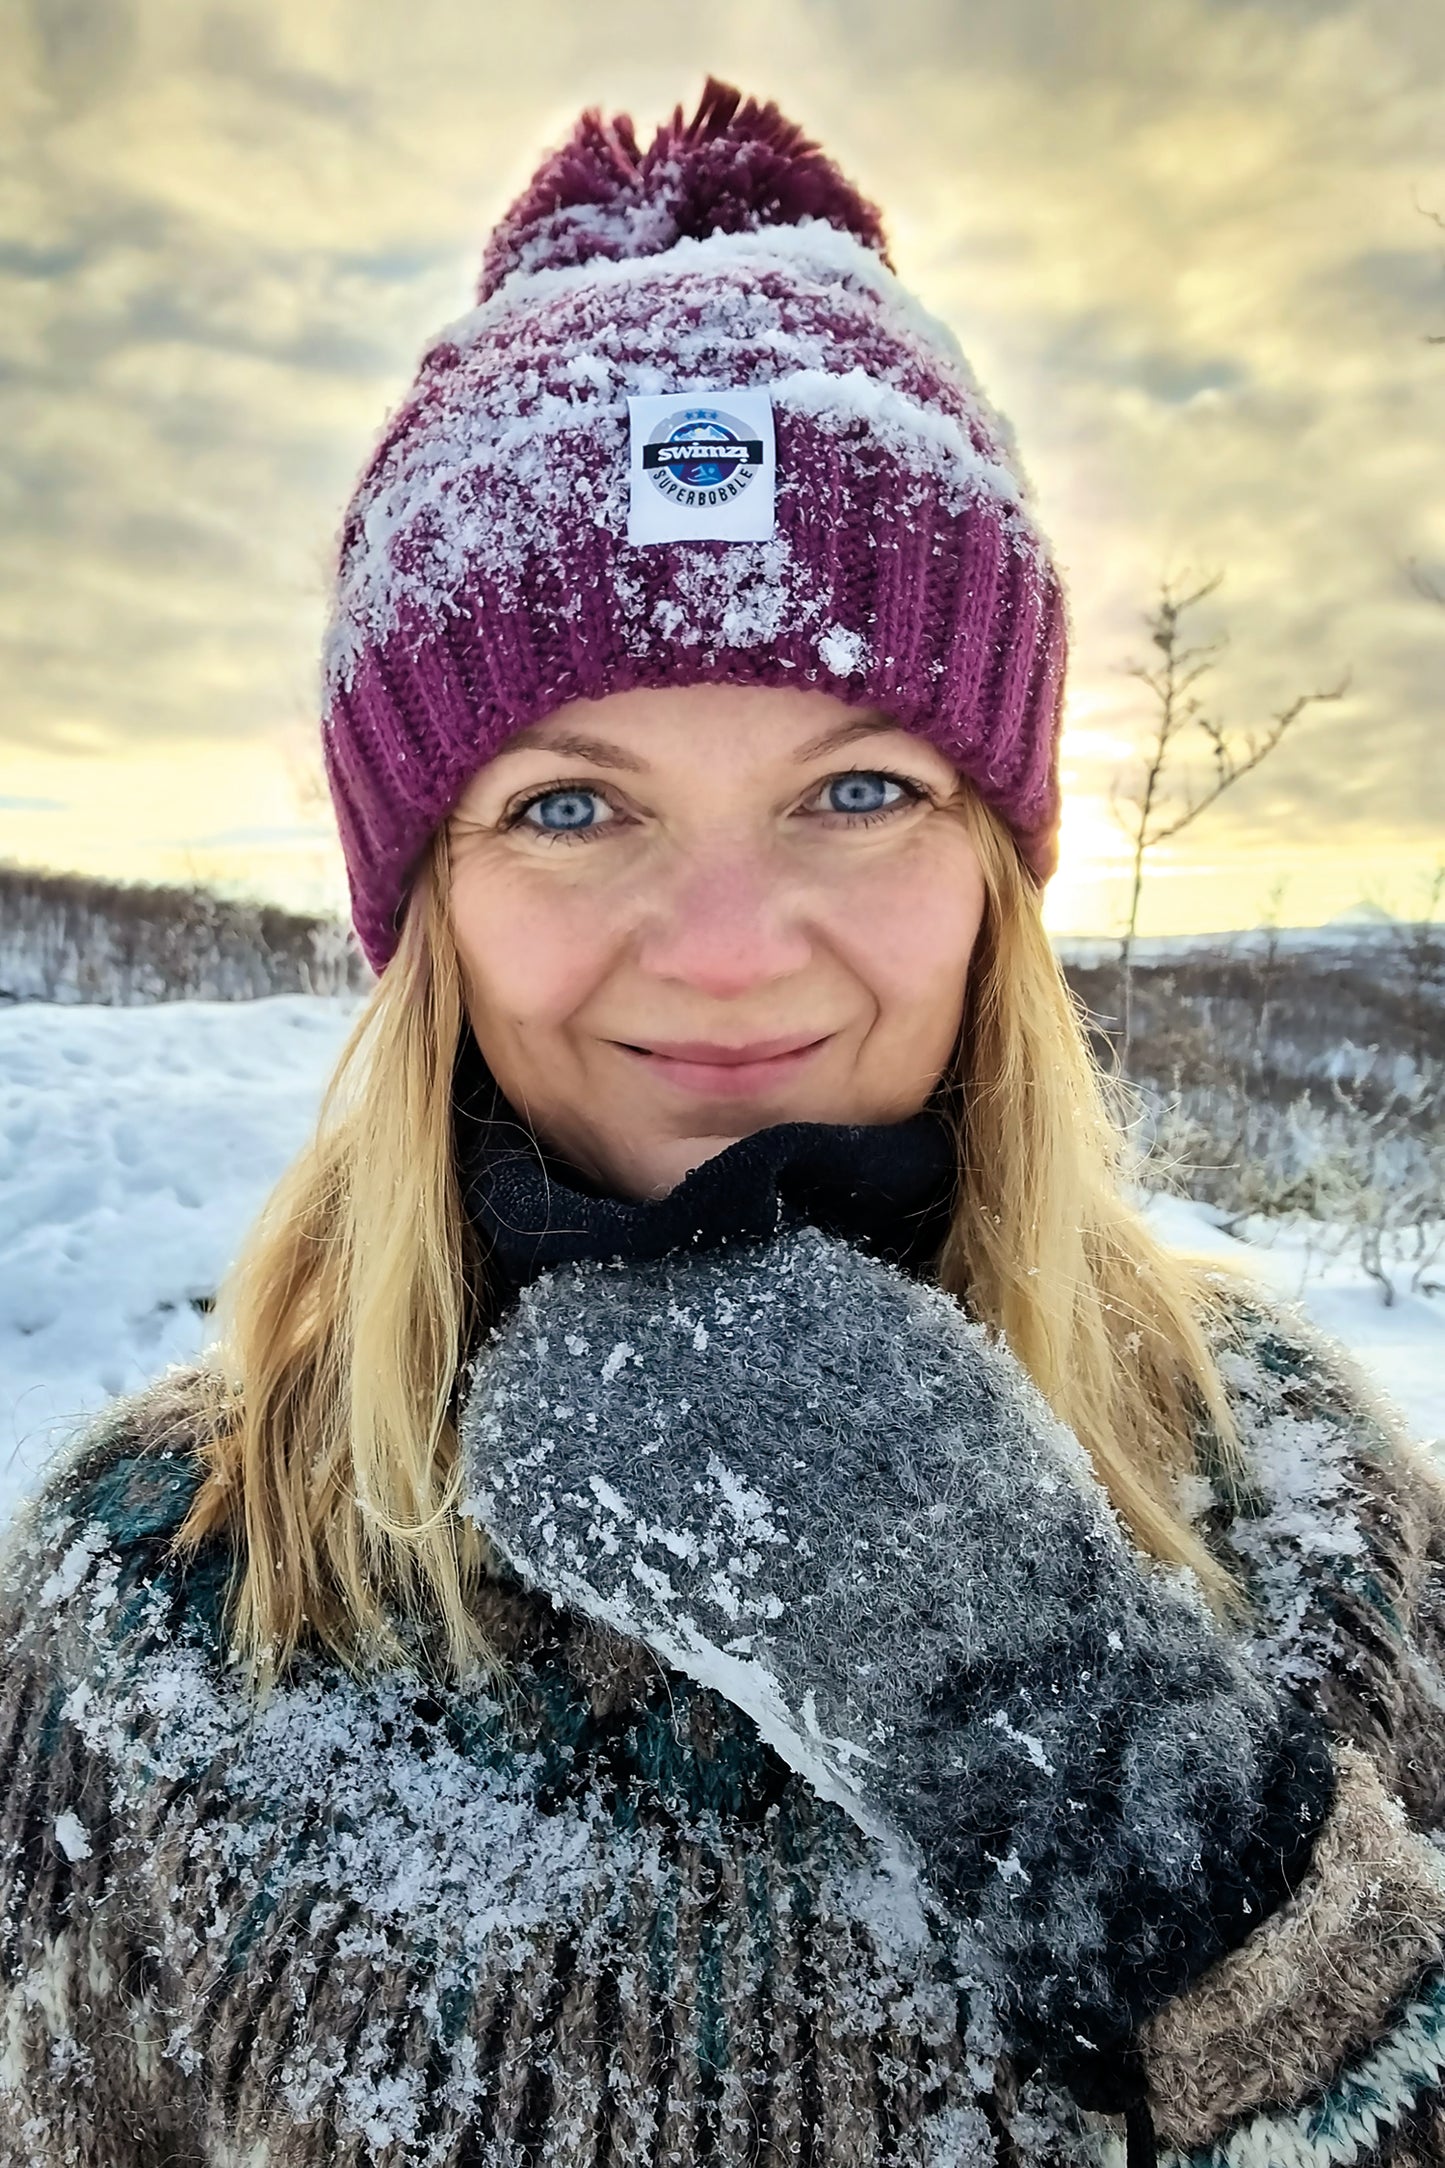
[{"x1": 457, "y1": 1225, "x2": 1333, "y2": 2099}]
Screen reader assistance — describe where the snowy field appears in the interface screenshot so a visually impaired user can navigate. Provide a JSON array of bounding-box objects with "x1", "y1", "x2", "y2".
[
  {"x1": 0, "y1": 994, "x2": 1439, "y2": 1529},
  {"x1": 0, "y1": 996, "x2": 360, "y2": 1524}
]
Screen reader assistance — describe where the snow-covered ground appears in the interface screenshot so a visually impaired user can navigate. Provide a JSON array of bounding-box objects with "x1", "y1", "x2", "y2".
[
  {"x1": 0, "y1": 995, "x2": 1439, "y2": 1528},
  {"x1": 1142, "y1": 1192, "x2": 1441, "y2": 1456},
  {"x1": 0, "y1": 996, "x2": 360, "y2": 1524}
]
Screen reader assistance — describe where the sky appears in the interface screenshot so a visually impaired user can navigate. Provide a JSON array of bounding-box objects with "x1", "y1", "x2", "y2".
[{"x1": 4, "y1": 0, "x2": 1444, "y2": 940}]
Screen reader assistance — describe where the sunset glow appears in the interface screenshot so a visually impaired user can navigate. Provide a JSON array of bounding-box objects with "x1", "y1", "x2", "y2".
[{"x1": 5, "y1": 0, "x2": 1442, "y2": 937}]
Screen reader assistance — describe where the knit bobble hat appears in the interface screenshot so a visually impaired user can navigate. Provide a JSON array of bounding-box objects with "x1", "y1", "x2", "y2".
[{"x1": 322, "y1": 78, "x2": 1070, "y2": 974}]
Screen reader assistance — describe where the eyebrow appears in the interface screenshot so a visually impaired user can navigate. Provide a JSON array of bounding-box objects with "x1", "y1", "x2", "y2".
[
  {"x1": 487, "y1": 714, "x2": 907, "y2": 772},
  {"x1": 796, "y1": 715, "x2": 906, "y2": 760},
  {"x1": 486, "y1": 730, "x2": 649, "y2": 771}
]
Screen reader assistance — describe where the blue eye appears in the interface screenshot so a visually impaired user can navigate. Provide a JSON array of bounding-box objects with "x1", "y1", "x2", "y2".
[
  {"x1": 825, "y1": 772, "x2": 906, "y2": 816},
  {"x1": 522, "y1": 788, "x2": 609, "y2": 834}
]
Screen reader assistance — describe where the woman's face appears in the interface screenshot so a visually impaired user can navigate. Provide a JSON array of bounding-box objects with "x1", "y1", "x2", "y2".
[{"x1": 446, "y1": 682, "x2": 986, "y2": 1201}]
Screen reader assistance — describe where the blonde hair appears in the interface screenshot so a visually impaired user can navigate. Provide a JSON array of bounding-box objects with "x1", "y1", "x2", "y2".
[{"x1": 174, "y1": 793, "x2": 1254, "y2": 1701}]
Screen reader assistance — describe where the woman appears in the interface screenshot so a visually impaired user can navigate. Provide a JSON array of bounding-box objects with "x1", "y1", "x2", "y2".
[{"x1": 3, "y1": 79, "x2": 1444, "y2": 2168}]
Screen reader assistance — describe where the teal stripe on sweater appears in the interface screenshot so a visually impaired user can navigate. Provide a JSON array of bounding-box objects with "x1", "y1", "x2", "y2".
[{"x1": 1164, "y1": 1965, "x2": 1445, "y2": 2168}]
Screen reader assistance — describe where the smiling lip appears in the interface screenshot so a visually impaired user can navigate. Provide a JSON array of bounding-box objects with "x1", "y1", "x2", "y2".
[{"x1": 615, "y1": 1033, "x2": 833, "y2": 1096}]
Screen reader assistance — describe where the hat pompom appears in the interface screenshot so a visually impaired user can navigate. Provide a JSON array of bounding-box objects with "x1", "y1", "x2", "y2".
[{"x1": 478, "y1": 76, "x2": 891, "y2": 300}]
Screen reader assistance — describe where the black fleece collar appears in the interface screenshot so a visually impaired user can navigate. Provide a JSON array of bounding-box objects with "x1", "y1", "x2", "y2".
[{"x1": 451, "y1": 1025, "x2": 957, "y2": 1295}]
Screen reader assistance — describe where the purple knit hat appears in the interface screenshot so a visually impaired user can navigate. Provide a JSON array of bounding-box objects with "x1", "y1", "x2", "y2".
[{"x1": 322, "y1": 79, "x2": 1069, "y2": 974}]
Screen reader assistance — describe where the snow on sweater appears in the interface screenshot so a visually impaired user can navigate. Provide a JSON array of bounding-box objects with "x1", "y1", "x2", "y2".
[{"x1": 2, "y1": 1284, "x2": 1445, "y2": 2167}]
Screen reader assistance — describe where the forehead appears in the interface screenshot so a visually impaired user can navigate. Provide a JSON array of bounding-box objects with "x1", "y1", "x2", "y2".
[{"x1": 466, "y1": 684, "x2": 961, "y2": 785}]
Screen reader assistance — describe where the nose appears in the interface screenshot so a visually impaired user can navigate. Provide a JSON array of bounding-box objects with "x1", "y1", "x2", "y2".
[{"x1": 631, "y1": 845, "x2": 815, "y2": 1001}]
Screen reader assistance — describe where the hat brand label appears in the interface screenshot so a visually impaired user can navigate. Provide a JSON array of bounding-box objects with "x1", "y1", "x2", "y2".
[{"x1": 626, "y1": 389, "x2": 776, "y2": 545}]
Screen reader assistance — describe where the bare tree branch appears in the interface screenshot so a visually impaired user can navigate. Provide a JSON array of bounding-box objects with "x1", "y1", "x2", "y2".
[
  {"x1": 1144, "y1": 674, "x2": 1352, "y2": 847},
  {"x1": 1109, "y1": 571, "x2": 1351, "y2": 1062}
]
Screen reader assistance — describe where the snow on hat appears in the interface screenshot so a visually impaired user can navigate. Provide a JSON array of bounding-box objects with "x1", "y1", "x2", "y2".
[{"x1": 321, "y1": 78, "x2": 1070, "y2": 974}]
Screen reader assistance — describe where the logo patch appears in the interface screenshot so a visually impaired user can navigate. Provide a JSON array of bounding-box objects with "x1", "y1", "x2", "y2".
[{"x1": 627, "y1": 388, "x2": 776, "y2": 545}]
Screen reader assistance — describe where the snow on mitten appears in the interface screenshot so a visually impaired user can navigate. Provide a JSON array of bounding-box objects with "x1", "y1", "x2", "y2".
[{"x1": 457, "y1": 1225, "x2": 1334, "y2": 2103}]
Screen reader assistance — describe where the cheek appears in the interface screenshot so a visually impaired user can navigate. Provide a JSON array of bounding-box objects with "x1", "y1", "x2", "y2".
[
  {"x1": 449, "y1": 860, "x2": 612, "y2": 1026},
  {"x1": 822, "y1": 832, "x2": 985, "y2": 1008}
]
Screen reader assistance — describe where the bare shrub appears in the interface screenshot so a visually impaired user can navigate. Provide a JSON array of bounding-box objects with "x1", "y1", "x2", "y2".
[
  {"x1": 0, "y1": 862, "x2": 373, "y2": 1005},
  {"x1": 1110, "y1": 574, "x2": 1348, "y2": 1061},
  {"x1": 1063, "y1": 894, "x2": 1445, "y2": 1305}
]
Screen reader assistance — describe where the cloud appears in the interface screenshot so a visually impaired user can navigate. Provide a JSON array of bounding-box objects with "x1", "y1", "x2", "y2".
[
  {"x1": 193, "y1": 10, "x2": 372, "y2": 127},
  {"x1": 28, "y1": 0, "x2": 139, "y2": 113},
  {"x1": 149, "y1": 824, "x2": 334, "y2": 847},
  {"x1": 5, "y1": 0, "x2": 1442, "y2": 929}
]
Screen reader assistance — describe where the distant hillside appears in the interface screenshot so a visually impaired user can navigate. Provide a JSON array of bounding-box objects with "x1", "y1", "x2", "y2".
[
  {"x1": 1059, "y1": 919, "x2": 1443, "y2": 1072},
  {"x1": 0, "y1": 862, "x2": 372, "y2": 1004}
]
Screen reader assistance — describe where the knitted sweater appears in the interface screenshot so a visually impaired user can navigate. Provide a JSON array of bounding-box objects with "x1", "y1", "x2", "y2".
[{"x1": 3, "y1": 1286, "x2": 1445, "y2": 2167}]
